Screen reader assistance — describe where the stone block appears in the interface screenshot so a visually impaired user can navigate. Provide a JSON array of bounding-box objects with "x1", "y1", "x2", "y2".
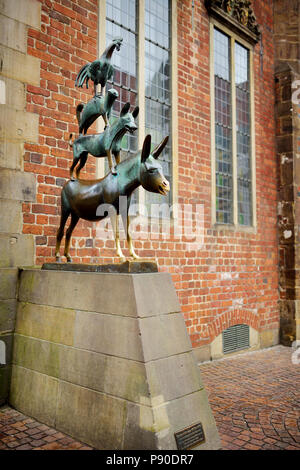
[
  {"x1": 296, "y1": 322, "x2": 300, "y2": 341},
  {"x1": 277, "y1": 135, "x2": 293, "y2": 153},
  {"x1": 0, "y1": 45, "x2": 40, "y2": 86},
  {"x1": 0, "y1": 0, "x2": 41, "y2": 29},
  {"x1": 160, "y1": 389, "x2": 221, "y2": 450},
  {"x1": 260, "y1": 328, "x2": 280, "y2": 348},
  {"x1": 295, "y1": 300, "x2": 300, "y2": 320},
  {"x1": 59, "y1": 346, "x2": 149, "y2": 403},
  {"x1": 123, "y1": 389, "x2": 220, "y2": 450},
  {"x1": 18, "y1": 270, "x2": 181, "y2": 317},
  {"x1": 0, "y1": 199, "x2": 22, "y2": 233},
  {"x1": 192, "y1": 345, "x2": 211, "y2": 363},
  {"x1": 122, "y1": 403, "x2": 158, "y2": 449},
  {"x1": 55, "y1": 380, "x2": 126, "y2": 450},
  {"x1": 74, "y1": 311, "x2": 143, "y2": 360},
  {"x1": 0, "y1": 268, "x2": 18, "y2": 299},
  {"x1": 15, "y1": 302, "x2": 75, "y2": 346},
  {"x1": 19, "y1": 270, "x2": 137, "y2": 314},
  {"x1": 280, "y1": 161, "x2": 294, "y2": 186},
  {"x1": 133, "y1": 273, "x2": 181, "y2": 317},
  {"x1": 0, "y1": 168, "x2": 36, "y2": 201},
  {"x1": 0, "y1": 141, "x2": 24, "y2": 170},
  {"x1": 13, "y1": 335, "x2": 60, "y2": 378},
  {"x1": 0, "y1": 76, "x2": 26, "y2": 111},
  {"x1": 294, "y1": 156, "x2": 300, "y2": 186},
  {"x1": 0, "y1": 299, "x2": 17, "y2": 332},
  {"x1": 210, "y1": 333, "x2": 223, "y2": 360},
  {"x1": 13, "y1": 335, "x2": 149, "y2": 403},
  {"x1": 139, "y1": 313, "x2": 191, "y2": 361},
  {"x1": 0, "y1": 107, "x2": 39, "y2": 142},
  {"x1": 0, "y1": 234, "x2": 34, "y2": 268},
  {"x1": 0, "y1": 15, "x2": 27, "y2": 53},
  {"x1": 12, "y1": 333, "x2": 204, "y2": 407},
  {"x1": 10, "y1": 366, "x2": 58, "y2": 427},
  {"x1": 145, "y1": 352, "x2": 203, "y2": 403},
  {"x1": 74, "y1": 311, "x2": 190, "y2": 362}
]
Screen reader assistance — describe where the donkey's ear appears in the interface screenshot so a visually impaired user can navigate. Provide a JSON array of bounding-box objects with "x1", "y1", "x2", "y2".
[
  {"x1": 132, "y1": 106, "x2": 139, "y2": 118},
  {"x1": 141, "y1": 135, "x2": 151, "y2": 163},
  {"x1": 120, "y1": 102, "x2": 130, "y2": 116},
  {"x1": 152, "y1": 136, "x2": 169, "y2": 159}
]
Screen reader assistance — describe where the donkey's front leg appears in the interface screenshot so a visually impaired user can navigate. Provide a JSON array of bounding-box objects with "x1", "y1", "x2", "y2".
[
  {"x1": 121, "y1": 213, "x2": 140, "y2": 259},
  {"x1": 106, "y1": 149, "x2": 117, "y2": 175},
  {"x1": 111, "y1": 213, "x2": 125, "y2": 261}
]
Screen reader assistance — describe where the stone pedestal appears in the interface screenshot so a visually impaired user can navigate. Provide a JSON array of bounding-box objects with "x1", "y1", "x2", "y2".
[{"x1": 10, "y1": 267, "x2": 220, "y2": 450}]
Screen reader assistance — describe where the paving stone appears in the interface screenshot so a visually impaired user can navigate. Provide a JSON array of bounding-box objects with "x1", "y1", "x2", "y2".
[
  {"x1": 0, "y1": 406, "x2": 94, "y2": 450},
  {"x1": 31, "y1": 440, "x2": 46, "y2": 447},
  {"x1": 199, "y1": 345, "x2": 300, "y2": 451},
  {"x1": 0, "y1": 345, "x2": 299, "y2": 451}
]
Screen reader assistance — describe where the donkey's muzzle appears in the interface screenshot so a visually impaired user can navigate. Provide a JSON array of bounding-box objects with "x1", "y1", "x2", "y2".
[{"x1": 158, "y1": 179, "x2": 170, "y2": 196}]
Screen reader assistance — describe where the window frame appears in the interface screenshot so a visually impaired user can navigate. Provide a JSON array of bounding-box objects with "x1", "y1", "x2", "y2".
[
  {"x1": 210, "y1": 18, "x2": 256, "y2": 232},
  {"x1": 97, "y1": 0, "x2": 178, "y2": 210}
]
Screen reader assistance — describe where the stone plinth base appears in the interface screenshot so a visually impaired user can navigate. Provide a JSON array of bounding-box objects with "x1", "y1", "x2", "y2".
[
  {"x1": 42, "y1": 260, "x2": 158, "y2": 273},
  {"x1": 10, "y1": 268, "x2": 220, "y2": 450}
]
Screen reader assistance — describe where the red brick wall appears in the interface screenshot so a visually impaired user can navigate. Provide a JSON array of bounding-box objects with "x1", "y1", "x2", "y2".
[{"x1": 23, "y1": 0, "x2": 279, "y2": 350}]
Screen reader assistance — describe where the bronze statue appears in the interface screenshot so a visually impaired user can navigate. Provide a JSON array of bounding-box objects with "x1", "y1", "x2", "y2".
[
  {"x1": 76, "y1": 88, "x2": 118, "y2": 135},
  {"x1": 75, "y1": 37, "x2": 123, "y2": 95},
  {"x1": 55, "y1": 135, "x2": 170, "y2": 262},
  {"x1": 69, "y1": 103, "x2": 139, "y2": 178}
]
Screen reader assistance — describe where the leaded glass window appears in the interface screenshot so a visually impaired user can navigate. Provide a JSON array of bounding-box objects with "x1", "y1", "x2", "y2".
[
  {"x1": 214, "y1": 28, "x2": 233, "y2": 224},
  {"x1": 106, "y1": 0, "x2": 138, "y2": 158},
  {"x1": 213, "y1": 26, "x2": 253, "y2": 227},
  {"x1": 145, "y1": 0, "x2": 172, "y2": 206},
  {"x1": 105, "y1": 0, "x2": 173, "y2": 208},
  {"x1": 235, "y1": 43, "x2": 251, "y2": 226}
]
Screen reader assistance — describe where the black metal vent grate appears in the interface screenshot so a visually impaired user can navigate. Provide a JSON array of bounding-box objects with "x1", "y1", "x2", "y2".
[{"x1": 222, "y1": 324, "x2": 250, "y2": 354}]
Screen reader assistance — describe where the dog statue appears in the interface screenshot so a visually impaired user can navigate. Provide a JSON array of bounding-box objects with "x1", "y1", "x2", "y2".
[{"x1": 69, "y1": 102, "x2": 139, "y2": 179}]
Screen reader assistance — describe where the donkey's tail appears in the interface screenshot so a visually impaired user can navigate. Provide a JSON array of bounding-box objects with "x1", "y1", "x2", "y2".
[{"x1": 69, "y1": 133, "x2": 74, "y2": 148}]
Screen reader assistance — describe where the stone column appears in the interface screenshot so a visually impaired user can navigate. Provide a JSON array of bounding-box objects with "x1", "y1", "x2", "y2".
[
  {"x1": 275, "y1": 63, "x2": 300, "y2": 345},
  {"x1": 274, "y1": 0, "x2": 300, "y2": 345},
  {"x1": 0, "y1": 0, "x2": 41, "y2": 403}
]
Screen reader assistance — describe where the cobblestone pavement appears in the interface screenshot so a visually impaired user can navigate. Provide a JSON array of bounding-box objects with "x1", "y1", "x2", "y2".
[
  {"x1": 0, "y1": 345, "x2": 299, "y2": 450},
  {"x1": 199, "y1": 345, "x2": 300, "y2": 450},
  {"x1": 0, "y1": 407, "x2": 93, "y2": 450}
]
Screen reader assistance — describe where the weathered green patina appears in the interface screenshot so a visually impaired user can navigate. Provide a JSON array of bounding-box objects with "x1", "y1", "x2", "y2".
[
  {"x1": 70, "y1": 102, "x2": 139, "y2": 178},
  {"x1": 76, "y1": 88, "x2": 118, "y2": 135},
  {"x1": 75, "y1": 37, "x2": 123, "y2": 95}
]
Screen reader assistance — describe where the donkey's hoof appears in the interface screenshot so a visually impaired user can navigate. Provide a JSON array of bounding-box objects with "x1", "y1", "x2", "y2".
[
  {"x1": 55, "y1": 256, "x2": 62, "y2": 263},
  {"x1": 70, "y1": 176, "x2": 76, "y2": 181},
  {"x1": 111, "y1": 167, "x2": 117, "y2": 176},
  {"x1": 66, "y1": 256, "x2": 72, "y2": 263}
]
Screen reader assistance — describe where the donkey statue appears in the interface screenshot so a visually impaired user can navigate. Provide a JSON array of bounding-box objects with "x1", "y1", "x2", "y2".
[{"x1": 55, "y1": 134, "x2": 170, "y2": 262}]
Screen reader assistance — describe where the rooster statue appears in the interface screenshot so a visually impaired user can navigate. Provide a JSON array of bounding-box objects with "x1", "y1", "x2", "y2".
[{"x1": 75, "y1": 37, "x2": 123, "y2": 95}]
